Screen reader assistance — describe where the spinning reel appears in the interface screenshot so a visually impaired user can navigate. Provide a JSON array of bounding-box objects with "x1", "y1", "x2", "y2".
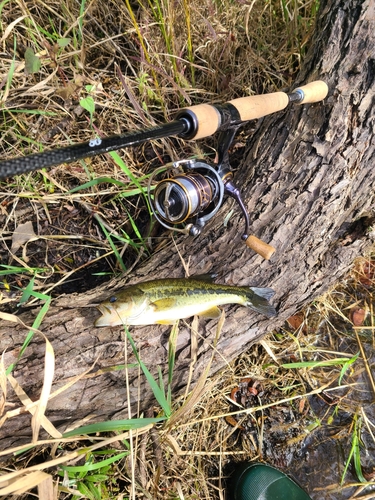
[
  {"x1": 147, "y1": 150, "x2": 270, "y2": 256},
  {"x1": 148, "y1": 159, "x2": 224, "y2": 236},
  {"x1": 0, "y1": 80, "x2": 328, "y2": 259}
]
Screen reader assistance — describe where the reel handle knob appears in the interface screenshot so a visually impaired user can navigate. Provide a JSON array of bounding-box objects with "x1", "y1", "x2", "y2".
[{"x1": 245, "y1": 235, "x2": 276, "y2": 260}]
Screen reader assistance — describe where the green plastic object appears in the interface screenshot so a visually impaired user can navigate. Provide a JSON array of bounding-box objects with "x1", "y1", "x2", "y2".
[{"x1": 232, "y1": 462, "x2": 312, "y2": 500}]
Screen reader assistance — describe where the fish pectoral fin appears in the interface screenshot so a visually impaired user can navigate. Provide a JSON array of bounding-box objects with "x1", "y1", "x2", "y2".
[
  {"x1": 151, "y1": 297, "x2": 177, "y2": 311},
  {"x1": 155, "y1": 319, "x2": 177, "y2": 325},
  {"x1": 199, "y1": 306, "x2": 222, "y2": 319}
]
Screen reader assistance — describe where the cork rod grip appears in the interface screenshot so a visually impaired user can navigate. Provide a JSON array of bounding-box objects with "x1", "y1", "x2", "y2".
[
  {"x1": 184, "y1": 92, "x2": 289, "y2": 139},
  {"x1": 293, "y1": 80, "x2": 329, "y2": 104},
  {"x1": 245, "y1": 235, "x2": 276, "y2": 260},
  {"x1": 228, "y1": 92, "x2": 289, "y2": 122},
  {"x1": 183, "y1": 103, "x2": 221, "y2": 140},
  {"x1": 182, "y1": 80, "x2": 328, "y2": 139}
]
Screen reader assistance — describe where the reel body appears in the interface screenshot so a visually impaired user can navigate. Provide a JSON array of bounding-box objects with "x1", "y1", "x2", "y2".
[
  {"x1": 148, "y1": 159, "x2": 224, "y2": 236},
  {"x1": 147, "y1": 155, "x2": 277, "y2": 259},
  {"x1": 147, "y1": 107, "x2": 261, "y2": 249}
]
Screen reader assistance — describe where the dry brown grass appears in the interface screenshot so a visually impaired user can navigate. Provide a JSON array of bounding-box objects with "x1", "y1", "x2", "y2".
[
  {"x1": 3, "y1": 1, "x2": 375, "y2": 500},
  {"x1": 0, "y1": 0, "x2": 316, "y2": 296}
]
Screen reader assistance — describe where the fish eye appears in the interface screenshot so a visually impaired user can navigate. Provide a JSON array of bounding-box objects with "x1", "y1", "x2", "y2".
[{"x1": 109, "y1": 296, "x2": 117, "y2": 303}]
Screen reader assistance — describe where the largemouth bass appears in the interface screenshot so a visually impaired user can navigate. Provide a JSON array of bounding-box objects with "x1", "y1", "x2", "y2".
[{"x1": 94, "y1": 276, "x2": 277, "y2": 327}]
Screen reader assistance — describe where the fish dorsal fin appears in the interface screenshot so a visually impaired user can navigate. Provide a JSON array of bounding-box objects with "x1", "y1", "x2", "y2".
[
  {"x1": 199, "y1": 306, "x2": 221, "y2": 319},
  {"x1": 189, "y1": 273, "x2": 218, "y2": 282},
  {"x1": 151, "y1": 297, "x2": 177, "y2": 311}
]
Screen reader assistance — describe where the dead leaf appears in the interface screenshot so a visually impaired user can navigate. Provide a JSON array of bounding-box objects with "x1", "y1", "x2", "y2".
[
  {"x1": 38, "y1": 474, "x2": 56, "y2": 500},
  {"x1": 0, "y1": 15, "x2": 27, "y2": 43},
  {"x1": 0, "y1": 471, "x2": 52, "y2": 496},
  {"x1": 286, "y1": 312, "x2": 305, "y2": 331},
  {"x1": 350, "y1": 307, "x2": 366, "y2": 326},
  {"x1": 55, "y1": 82, "x2": 78, "y2": 101},
  {"x1": 31, "y1": 335, "x2": 56, "y2": 443},
  {"x1": 11, "y1": 221, "x2": 37, "y2": 254}
]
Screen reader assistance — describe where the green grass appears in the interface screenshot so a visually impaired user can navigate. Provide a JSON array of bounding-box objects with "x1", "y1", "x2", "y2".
[
  {"x1": 341, "y1": 413, "x2": 367, "y2": 485},
  {"x1": 3, "y1": 275, "x2": 51, "y2": 375}
]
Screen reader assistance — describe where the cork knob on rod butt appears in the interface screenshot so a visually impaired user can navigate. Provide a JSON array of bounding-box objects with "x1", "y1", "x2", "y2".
[
  {"x1": 292, "y1": 80, "x2": 329, "y2": 104},
  {"x1": 245, "y1": 235, "x2": 276, "y2": 260}
]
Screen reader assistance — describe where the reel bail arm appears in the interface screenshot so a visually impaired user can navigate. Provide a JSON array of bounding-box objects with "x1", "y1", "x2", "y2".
[{"x1": 222, "y1": 176, "x2": 275, "y2": 260}]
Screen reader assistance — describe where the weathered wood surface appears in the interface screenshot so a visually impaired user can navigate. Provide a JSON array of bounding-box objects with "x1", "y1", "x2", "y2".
[{"x1": 1, "y1": 0, "x2": 375, "y2": 451}]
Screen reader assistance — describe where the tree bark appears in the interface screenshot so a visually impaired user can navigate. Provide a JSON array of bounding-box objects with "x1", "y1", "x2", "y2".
[{"x1": 1, "y1": 0, "x2": 375, "y2": 451}]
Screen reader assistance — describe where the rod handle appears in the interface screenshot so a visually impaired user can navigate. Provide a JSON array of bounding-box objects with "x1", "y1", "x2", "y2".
[
  {"x1": 183, "y1": 92, "x2": 289, "y2": 140},
  {"x1": 228, "y1": 92, "x2": 289, "y2": 122},
  {"x1": 180, "y1": 80, "x2": 328, "y2": 139},
  {"x1": 245, "y1": 235, "x2": 276, "y2": 260},
  {"x1": 292, "y1": 80, "x2": 329, "y2": 104}
]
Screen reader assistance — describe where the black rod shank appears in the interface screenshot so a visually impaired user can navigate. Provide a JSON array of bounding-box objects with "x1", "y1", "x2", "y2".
[{"x1": 0, "y1": 119, "x2": 189, "y2": 179}]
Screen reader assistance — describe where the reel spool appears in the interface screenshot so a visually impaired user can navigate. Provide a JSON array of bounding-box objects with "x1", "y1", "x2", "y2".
[{"x1": 148, "y1": 159, "x2": 224, "y2": 236}]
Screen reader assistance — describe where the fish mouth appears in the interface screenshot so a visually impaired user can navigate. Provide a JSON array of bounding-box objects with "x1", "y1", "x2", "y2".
[
  {"x1": 95, "y1": 298, "x2": 148, "y2": 327},
  {"x1": 95, "y1": 304, "x2": 116, "y2": 326},
  {"x1": 97, "y1": 304, "x2": 112, "y2": 316}
]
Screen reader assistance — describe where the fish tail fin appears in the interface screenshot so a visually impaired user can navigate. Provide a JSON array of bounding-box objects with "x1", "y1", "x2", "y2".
[{"x1": 246, "y1": 287, "x2": 277, "y2": 318}]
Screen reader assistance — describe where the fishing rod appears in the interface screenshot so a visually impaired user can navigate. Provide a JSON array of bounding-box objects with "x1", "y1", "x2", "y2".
[{"x1": 0, "y1": 80, "x2": 328, "y2": 258}]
